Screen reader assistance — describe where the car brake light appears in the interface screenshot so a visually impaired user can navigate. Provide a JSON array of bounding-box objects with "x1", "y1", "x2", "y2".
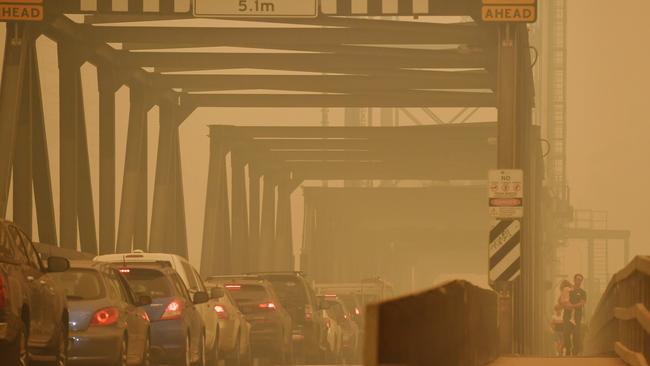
[
  {"x1": 305, "y1": 304, "x2": 313, "y2": 320},
  {"x1": 119, "y1": 268, "x2": 130, "y2": 273},
  {"x1": 214, "y1": 305, "x2": 228, "y2": 320},
  {"x1": 324, "y1": 294, "x2": 337, "y2": 298},
  {"x1": 354, "y1": 307, "x2": 360, "y2": 316},
  {"x1": 161, "y1": 299, "x2": 183, "y2": 320},
  {"x1": 225, "y1": 284, "x2": 241, "y2": 290},
  {"x1": 0, "y1": 275, "x2": 6, "y2": 309},
  {"x1": 258, "y1": 302, "x2": 276, "y2": 310},
  {"x1": 91, "y1": 307, "x2": 119, "y2": 326}
]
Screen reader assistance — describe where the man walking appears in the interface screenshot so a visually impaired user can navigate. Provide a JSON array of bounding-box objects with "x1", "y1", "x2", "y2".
[{"x1": 570, "y1": 273, "x2": 587, "y2": 355}]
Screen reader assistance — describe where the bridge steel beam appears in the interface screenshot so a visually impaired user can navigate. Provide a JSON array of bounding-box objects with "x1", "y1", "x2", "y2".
[
  {"x1": 30, "y1": 41, "x2": 57, "y2": 244},
  {"x1": 231, "y1": 146, "x2": 250, "y2": 274},
  {"x1": 12, "y1": 35, "x2": 35, "y2": 235},
  {"x1": 201, "y1": 126, "x2": 232, "y2": 277},
  {"x1": 150, "y1": 102, "x2": 178, "y2": 255},
  {"x1": 180, "y1": 92, "x2": 496, "y2": 109},
  {"x1": 116, "y1": 85, "x2": 150, "y2": 253},
  {"x1": 275, "y1": 173, "x2": 294, "y2": 271},
  {"x1": 58, "y1": 42, "x2": 83, "y2": 250},
  {"x1": 91, "y1": 25, "x2": 484, "y2": 47},
  {"x1": 0, "y1": 24, "x2": 31, "y2": 220},
  {"x1": 154, "y1": 72, "x2": 493, "y2": 93},
  {"x1": 134, "y1": 52, "x2": 488, "y2": 73},
  {"x1": 75, "y1": 71, "x2": 98, "y2": 254},
  {"x1": 98, "y1": 66, "x2": 119, "y2": 254},
  {"x1": 248, "y1": 164, "x2": 261, "y2": 272},
  {"x1": 259, "y1": 173, "x2": 277, "y2": 272}
]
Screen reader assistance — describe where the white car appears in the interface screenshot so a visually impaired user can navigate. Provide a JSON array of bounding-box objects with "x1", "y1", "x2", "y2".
[{"x1": 94, "y1": 250, "x2": 221, "y2": 365}]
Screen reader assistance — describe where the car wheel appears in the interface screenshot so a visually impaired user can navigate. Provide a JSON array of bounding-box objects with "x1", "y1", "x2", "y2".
[{"x1": 0, "y1": 318, "x2": 28, "y2": 366}]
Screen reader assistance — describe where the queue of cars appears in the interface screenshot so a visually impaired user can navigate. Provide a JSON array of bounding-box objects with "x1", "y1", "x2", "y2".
[{"x1": 0, "y1": 218, "x2": 374, "y2": 366}]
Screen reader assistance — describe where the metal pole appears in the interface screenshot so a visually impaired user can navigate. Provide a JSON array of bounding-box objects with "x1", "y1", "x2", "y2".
[{"x1": 496, "y1": 23, "x2": 521, "y2": 353}]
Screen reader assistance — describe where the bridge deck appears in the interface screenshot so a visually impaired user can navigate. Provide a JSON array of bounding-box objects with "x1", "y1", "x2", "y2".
[{"x1": 489, "y1": 357, "x2": 626, "y2": 366}]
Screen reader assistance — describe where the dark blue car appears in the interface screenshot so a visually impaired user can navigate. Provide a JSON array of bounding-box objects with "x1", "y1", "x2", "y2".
[
  {"x1": 104, "y1": 262, "x2": 209, "y2": 366},
  {"x1": 49, "y1": 261, "x2": 152, "y2": 366}
]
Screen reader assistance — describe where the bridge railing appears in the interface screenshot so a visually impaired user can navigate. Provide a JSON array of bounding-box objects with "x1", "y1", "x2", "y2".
[
  {"x1": 363, "y1": 280, "x2": 499, "y2": 366},
  {"x1": 586, "y1": 255, "x2": 650, "y2": 365}
]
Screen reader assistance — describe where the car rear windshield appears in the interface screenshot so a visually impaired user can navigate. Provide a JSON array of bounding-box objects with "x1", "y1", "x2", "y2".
[
  {"x1": 50, "y1": 269, "x2": 105, "y2": 301},
  {"x1": 227, "y1": 284, "x2": 272, "y2": 306},
  {"x1": 265, "y1": 276, "x2": 308, "y2": 309},
  {"x1": 120, "y1": 268, "x2": 172, "y2": 299}
]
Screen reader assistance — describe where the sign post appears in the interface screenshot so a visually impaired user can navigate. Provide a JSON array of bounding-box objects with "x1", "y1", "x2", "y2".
[
  {"x1": 194, "y1": 0, "x2": 318, "y2": 17},
  {"x1": 0, "y1": 0, "x2": 43, "y2": 22}
]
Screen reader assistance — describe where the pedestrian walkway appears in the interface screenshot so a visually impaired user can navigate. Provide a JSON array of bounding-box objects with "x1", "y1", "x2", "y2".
[{"x1": 489, "y1": 357, "x2": 626, "y2": 366}]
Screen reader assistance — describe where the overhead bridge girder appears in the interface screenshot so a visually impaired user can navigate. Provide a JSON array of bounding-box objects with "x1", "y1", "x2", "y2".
[
  {"x1": 180, "y1": 92, "x2": 496, "y2": 108},
  {"x1": 154, "y1": 73, "x2": 493, "y2": 93},
  {"x1": 91, "y1": 26, "x2": 485, "y2": 47},
  {"x1": 132, "y1": 50, "x2": 488, "y2": 72}
]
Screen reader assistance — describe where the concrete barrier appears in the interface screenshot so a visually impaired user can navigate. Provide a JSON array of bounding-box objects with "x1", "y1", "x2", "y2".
[{"x1": 364, "y1": 280, "x2": 499, "y2": 366}]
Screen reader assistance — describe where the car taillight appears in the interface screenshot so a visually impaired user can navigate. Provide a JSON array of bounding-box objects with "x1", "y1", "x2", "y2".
[
  {"x1": 91, "y1": 307, "x2": 119, "y2": 326},
  {"x1": 140, "y1": 311, "x2": 150, "y2": 322},
  {"x1": 258, "y1": 302, "x2": 276, "y2": 310},
  {"x1": 161, "y1": 299, "x2": 183, "y2": 320},
  {"x1": 0, "y1": 275, "x2": 6, "y2": 309},
  {"x1": 354, "y1": 307, "x2": 360, "y2": 316},
  {"x1": 305, "y1": 304, "x2": 313, "y2": 320},
  {"x1": 119, "y1": 268, "x2": 130, "y2": 273},
  {"x1": 214, "y1": 305, "x2": 228, "y2": 320}
]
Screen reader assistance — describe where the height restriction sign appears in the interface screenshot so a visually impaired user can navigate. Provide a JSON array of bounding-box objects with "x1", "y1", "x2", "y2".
[{"x1": 488, "y1": 169, "x2": 523, "y2": 219}]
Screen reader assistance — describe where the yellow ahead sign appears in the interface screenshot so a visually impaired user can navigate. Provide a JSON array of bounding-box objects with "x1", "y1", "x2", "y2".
[
  {"x1": 0, "y1": 0, "x2": 43, "y2": 22},
  {"x1": 482, "y1": 0, "x2": 537, "y2": 23}
]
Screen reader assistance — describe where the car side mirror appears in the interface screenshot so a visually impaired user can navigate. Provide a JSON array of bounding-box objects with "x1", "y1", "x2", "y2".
[
  {"x1": 210, "y1": 287, "x2": 225, "y2": 299},
  {"x1": 47, "y1": 256, "x2": 70, "y2": 273},
  {"x1": 193, "y1": 291, "x2": 209, "y2": 304},
  {"x1": 137, "y1": 295, "x2": 152, "y2": 307},
  {"x1": 319, "y1": 300, "x2": 331, "y2": 310}
]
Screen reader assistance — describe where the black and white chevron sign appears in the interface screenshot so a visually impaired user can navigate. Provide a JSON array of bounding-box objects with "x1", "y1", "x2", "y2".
[{"x1": 488, "y1": 219, "x2": 521, "y2": 285}]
